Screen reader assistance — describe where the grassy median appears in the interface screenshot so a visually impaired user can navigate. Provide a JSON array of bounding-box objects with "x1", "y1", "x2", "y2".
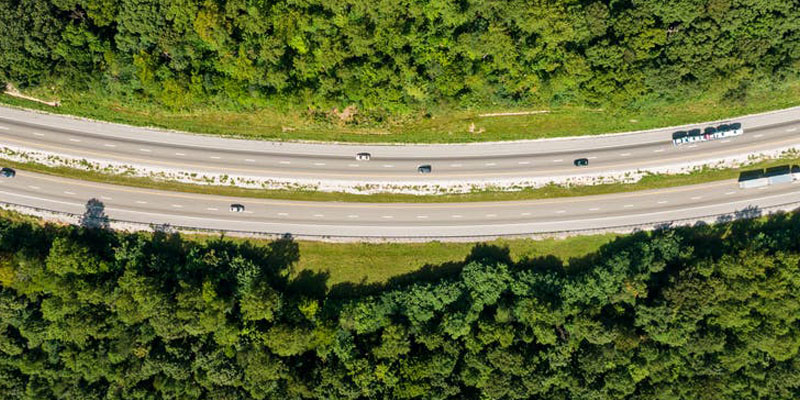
[{"x1": 3, "y1": 80, "x2": 800, "y2": 144}]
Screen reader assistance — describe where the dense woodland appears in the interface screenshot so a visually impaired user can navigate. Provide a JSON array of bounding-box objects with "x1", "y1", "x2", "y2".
[
  {"x1": 0, "y1": 211, "x2": 798, "y2": 399},
  {"x1": 2, "y1": 0, "x2": 800, "y2": 120}
]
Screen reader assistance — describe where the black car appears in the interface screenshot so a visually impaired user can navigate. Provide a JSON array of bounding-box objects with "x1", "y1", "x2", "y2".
[
  {"x1": 703, "y1": 126, "x2": 717, "y2": 135},
  {"x1": 0, "y1": 168, "x2": 15, "y2": 178},
  {"x1": 417, "y1": 165, "x2": 432, "y2": 173},
  {"x1": 688, "y1": 128, "x2": 702, "y2": 136},
  {"x1": 229, "y1": 204, "x2": 245, "y2": 213},
  {"x1": 573, "y1": 158, "x2": 589, "y2": 167}
]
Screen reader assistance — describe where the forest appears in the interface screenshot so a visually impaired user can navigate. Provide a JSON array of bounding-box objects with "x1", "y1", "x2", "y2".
[
  {"x1": 0, "y1": 210, "x2": 799, "y2": 399},
  {"x1": 2, "y1": 0, "x2": 800, "y2": 121}
]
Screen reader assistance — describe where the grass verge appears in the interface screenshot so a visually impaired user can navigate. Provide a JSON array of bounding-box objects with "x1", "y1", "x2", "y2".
[
  {"x1": 2, "y1": 156, "x2": 799, "y2": 203},
  {"x1": 0, "y1": 207, "x2": 616, "y2": 285},
  {"x1": 2, "y1": 80, "x2": 800, "y2": 144}
]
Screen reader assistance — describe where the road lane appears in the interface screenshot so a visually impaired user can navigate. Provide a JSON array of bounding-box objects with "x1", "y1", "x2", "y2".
[
  {"x1": 2, "y1": 170, "x2": 798, "y2": 239},
  {"x1": 0, "y1": 106, "x2": 799, "y2": 183}
]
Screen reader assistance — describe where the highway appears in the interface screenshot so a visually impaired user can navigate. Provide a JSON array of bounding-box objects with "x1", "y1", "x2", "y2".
[
  {"x1": 1, "y1": 106, "x2": 799, "y2": 184},
  {"x1": 2, "y1": 170, "x2": 798, "y2": 240}
]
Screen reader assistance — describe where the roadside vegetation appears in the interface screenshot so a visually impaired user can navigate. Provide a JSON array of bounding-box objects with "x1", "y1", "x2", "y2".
[
  {"x1": 2, "y1": 155, "x2": 799, "y2": 203},
  {"x1": 1, "y1": 209, "x2": 799, "y2": 398},
  {"x1": 2, "y1": 1, "x2": 800, "y2": 143}
]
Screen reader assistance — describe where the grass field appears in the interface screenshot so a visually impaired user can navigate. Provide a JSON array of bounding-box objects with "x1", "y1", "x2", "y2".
[
  {"x1": 3, "y1": 155, "x2": 798, "y2": 204},
  {"x1": 2, "y1": 79, "x2": 800, "y2": 144}
]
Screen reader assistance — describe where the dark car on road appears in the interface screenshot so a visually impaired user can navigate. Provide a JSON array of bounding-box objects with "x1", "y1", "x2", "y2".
[
  {"x1": 0, "y1": 168, "x2": 15, "y2": 178},
  {"x1": 573, "y1": 158, "x2": 589, "y2": 167},
  {"x1": 229, "y1": 204, "x2": 245, "y2": 213},
  {"x1": 417, "y1": 165, "x2": 432, "y2": 173}
]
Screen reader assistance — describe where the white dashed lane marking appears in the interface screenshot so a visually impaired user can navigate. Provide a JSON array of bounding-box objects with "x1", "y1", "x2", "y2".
[
  {"x1": 277, "y1": 212, "x2": 289, "y2": 216},
  {"x1": 657, "y1": 200, "x2": 669, "y2": 204},
  {"x1": 139, "y1": 148, "x2": 151, "y2": 152},
  {"x1": 33, "y1": 132, "x2": 45, "y2": 136},
  {"x1": 347, "y1": 215, "x2": 359, "y2": 218},
  {"x1": 623, "y1": 204, "x2": 634, "y2": 208},
  {"x1": 279, "y1": 160, "x2": 291, "y2": 164},
  {"x1": 314, "y1": 214, "x2": 324, "y2": 218},
  {"x1": 451, "y1": 215, "x2": 463, "y2": 218},
  {"x1": 28, "y1": 185, "x2": 39, "y2": 190},
  {"x1": 313, "y1": 162, "x2": 326, "y2": 166},
  {"x1": 485, "y1": 214, "x2": 497, "y2": 218},
  {"x1": 63, "y1": 191, "x2": 75, "y2": 195},
  {"x1": 690, "y1": 196, "x2": 702, "y2": 200},
  {"x1": 101, "y1": 196, "x2": 112, "y2": 200},
  {"x1": 171, "y1": 204, "x2": 183, "y2": 208},
  {"x1": 653, "y1": 149, "x2": 664, "y2": 153},
  {"x1": 416, "y1": 215, "x2": 429, "y2": 219},
  {"x1": 0, "y1": 126, "x2": 8, "y2": 130},
  {"x1": 382, "y1": 215, "x2": 394, "y2": 219},
  {"x1": 589, "y1": 207, "x2": 600, "y2": 211},
  {"x1": 517, "y1": 161, "x2": 530, "y2": 165},
  {"x1": 104, "y1": 143, "x2": 116, "y2": 147},
  {"x1": 244, "y1": 159, "x2": 255, "y2": 162},
  {"x1": 555, "y1": 210, "x2": 566, "y2": 214},
  {"x1": 588, "y1": 156, "x2": 598, "y2": 160},
  {"x1": 552, "y1": 159, "x2": 563, "y2": 163},
  {"x1": 348, "y1": 164, "x2": 359, "y2": 167},
  {"x1": 787, "y1": 127, "x2": 798, "y2": 132},
  {"x1": 520, "y1": 212, "x2": 531, "y2": 216},
  {"x1": 206, "y1": 207, "x2": 217, "y2": 211},
  {"x1": 210, "y1": 156, "x2": 221, "y2": 159},
  {"x1": 450, "y1": 164, "x2": 463, "y2": 167},
  {"x1": 136, "y1": 201, "x2": 148, "y2": 204},
  {"x1": 725, "y1": 191, "x2": 736, "y2": 195},
  {"x1": 485, "y1": 162, "x2": 497, "y2": 166},
  {"x1": 175, "y1": 153, "x2": 185, "y2": 156},
  {"x1": 383, "y1": 164, "x2": 394, "y2": 168},
  {"x1": 620, "y1": 153, "x2": 631, "y2": 157},
  {"x1": 69, "y1": 138, "x2": 81, "y2": 142},
  {"x1": 754, "y1": 134, "x2": 764, "y2": 138}
]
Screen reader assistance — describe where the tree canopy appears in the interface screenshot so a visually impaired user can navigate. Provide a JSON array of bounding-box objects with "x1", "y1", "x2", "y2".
[
  {"x1": 2, "y1": 0, "x2": 799, "y2": 119},
  {"x1": 1, "y1": 210, "x2": 799, "y2": 399}
]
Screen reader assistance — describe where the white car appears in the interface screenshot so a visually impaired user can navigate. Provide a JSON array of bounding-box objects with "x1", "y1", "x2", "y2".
[{"x1": 355, "y1": 152, "x2": 371, "y2": 161}]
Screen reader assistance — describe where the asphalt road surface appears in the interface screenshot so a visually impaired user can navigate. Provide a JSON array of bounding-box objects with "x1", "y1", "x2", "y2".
[
  {"x1": 2, "y1": 170, "x2": 798, "y2": 239},
  {"x1": 1, "y1": 106, "x2": 799, "y2": 183}
]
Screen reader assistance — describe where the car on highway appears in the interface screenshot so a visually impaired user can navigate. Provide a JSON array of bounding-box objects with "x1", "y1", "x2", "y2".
[
  {"x1": 229, "y1": 204, "x2": 245, "y2": 213},
  {"x1": 573, "y1": 158, "x2": 589, "y2": 167},
  {"x1": 0, "y1": 168, "x2": 15, "y2": 178},
  {"x1": 355, "y1": 152, "x2": 371, "y2": 161},
  {"x1": 417, "y1": 165, "x2": 432, "y2": 173}
]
